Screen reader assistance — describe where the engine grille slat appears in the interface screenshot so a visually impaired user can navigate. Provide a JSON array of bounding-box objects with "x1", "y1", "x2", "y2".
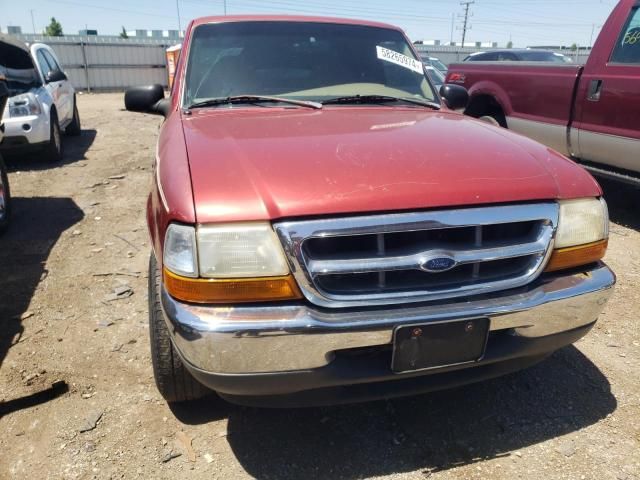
[
  {"x1": 306, "y1": 234, "x2": 550, "y2": 275},
  {"x1": 275, "y1": 203, "x2": 559, "y2": 309},
  {"x1": 376, "y1": 233, "x2": 386, "y2": 289}
]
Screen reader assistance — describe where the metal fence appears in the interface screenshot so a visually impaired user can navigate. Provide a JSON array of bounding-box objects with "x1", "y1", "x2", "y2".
[
  {"x1": 14, "y1": 34, "x2": 180, "y2": 91},
  {"x1": 10, "y1": 34, "x2": 592, "y2": 91}
]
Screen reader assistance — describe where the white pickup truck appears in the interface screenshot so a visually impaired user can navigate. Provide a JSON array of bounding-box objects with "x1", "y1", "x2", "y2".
[{"x1": 0, "y1": 34, "x2": 80, "y2": 162}]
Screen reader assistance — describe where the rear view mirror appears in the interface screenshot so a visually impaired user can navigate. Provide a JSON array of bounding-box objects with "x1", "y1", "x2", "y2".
[
  {"x1": 439, "y1": 84, "x2": 469, "y2": 110},
  {"x1": 125, "y1": 84, "x2": 169, "y2": 117},
  {"x1": 45, "y1": 70, "x2": 67, "y2": 83}
]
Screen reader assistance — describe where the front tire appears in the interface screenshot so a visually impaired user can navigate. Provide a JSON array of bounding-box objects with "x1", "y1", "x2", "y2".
[
  {"x1": 44, "y1": 111, "x2": 63, "y2": 162},
  {"x1": 65, "y1": 100, "x2": 81, "y2": 136},
  {"x1": 0, "y1": 156, "x2": 11, "y2": 233},
  {"x1": 148, "y1": 253, "x2": 210, "y2": 403},
  {"x1": 478, "y1": 115, "x2": 501, "y2": 127}
]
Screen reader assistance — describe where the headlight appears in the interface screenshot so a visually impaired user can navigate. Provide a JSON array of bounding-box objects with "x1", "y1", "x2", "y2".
[
  {"x1": 9, "y1": 93, "x2": 42, "y2": 118},
  {"x1": 162, "y1": 222, "x2": 301, "y2": 303},
  {"x1": 555, "y1": 198, "x2": 608, "y2": 248},
  {"x1": 545, "y1": 197, "x2": 609, "y2": 272},
  {"x1": 163, "y1": 223, "x2": 198, "y2": 277},
  {"x1": 197, "y1": 222, "x2": 289, "y2": 278}
]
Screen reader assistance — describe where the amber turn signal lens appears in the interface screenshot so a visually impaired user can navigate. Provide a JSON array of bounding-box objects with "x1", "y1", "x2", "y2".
[
  {"x1": 544, "y1": 239, "x2": 608, "y2": 273},
  {"x1": 163, "y1": 268, "x2": 303, "y2": 304}
]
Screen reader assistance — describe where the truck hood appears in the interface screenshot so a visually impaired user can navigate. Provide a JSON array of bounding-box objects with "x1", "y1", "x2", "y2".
[{"x1": 182, "y1": 107, "x2": 601, "y2": 222}]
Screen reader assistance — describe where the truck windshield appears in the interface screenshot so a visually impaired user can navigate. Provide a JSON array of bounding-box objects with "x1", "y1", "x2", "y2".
[{"x1": 183, "y1": 21, "x2": 437, "y2": 107}]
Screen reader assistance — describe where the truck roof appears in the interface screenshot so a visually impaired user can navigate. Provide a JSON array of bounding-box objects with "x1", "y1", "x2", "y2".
[{"x1": 189, "y1": 14, "x2": 403, "y2": 32}]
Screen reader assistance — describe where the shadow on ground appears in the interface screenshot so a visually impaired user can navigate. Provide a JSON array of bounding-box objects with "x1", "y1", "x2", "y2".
[
  {"x1": 175, "y1": 347, "x2": 614, "y2": 479},
  {"x1": 599, "y1": 178, "x2": 640, "y2": 231},
  {"x1": 0, "y1": 197, "x2": 84, "y2": 370},
  {"x1": 0, "y1": 380, "x2": 68, "y2": 418},
  {"x1": 3, "y1": 129, "x2": 96, "y2": 171}
]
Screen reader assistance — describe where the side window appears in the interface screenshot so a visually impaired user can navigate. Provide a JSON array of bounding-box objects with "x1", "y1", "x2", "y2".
[
  {"x1": 36, "y1": 50, "x2": 54, "y2": 75},
  {"x1": 476, "y1": 52, "x2": 497, "y2": 61},
  {"x1": 610, "y1": 7, "x2": 640, "y2": 64},
  {"x1": 42, "y1": 50, "x2": 62, "y2": 72},
  {"x1": 497, "y1": 52, "x2": 517, "y2": 61}
]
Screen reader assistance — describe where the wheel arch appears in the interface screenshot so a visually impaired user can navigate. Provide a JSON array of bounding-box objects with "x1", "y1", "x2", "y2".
[{"x1": 464, "y1": 81, "x2": 513, "y2": 127}]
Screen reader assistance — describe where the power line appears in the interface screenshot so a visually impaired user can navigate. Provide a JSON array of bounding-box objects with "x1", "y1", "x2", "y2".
[
  {"x1": 46, "y1": 0, "x2": 178, "y2": 20},
  {"x1": 182, "y1": 0, "x2": 452, "y2": 23}
]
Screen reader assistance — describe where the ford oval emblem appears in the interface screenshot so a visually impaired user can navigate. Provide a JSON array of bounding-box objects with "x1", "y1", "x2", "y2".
[{"x1": 421, "y1": 256, "x2": 457, "y2": 273}]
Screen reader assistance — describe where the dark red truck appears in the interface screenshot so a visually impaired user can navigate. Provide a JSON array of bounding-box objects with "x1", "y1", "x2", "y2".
[
  {"x1": 124, "y1": 15, "x2": 615, "y2": 408},
  {"x1": 447, "y1": 0, "x2": 640, "y2": 182}
]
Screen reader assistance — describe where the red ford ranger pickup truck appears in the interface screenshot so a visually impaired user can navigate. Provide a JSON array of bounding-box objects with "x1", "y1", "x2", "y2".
[
  {"x1": 125, "y1": 15, "x2": 615, "y2": 408},
  {"x1": 446, "y1": 0, "x2": 640, "y2": 183}
]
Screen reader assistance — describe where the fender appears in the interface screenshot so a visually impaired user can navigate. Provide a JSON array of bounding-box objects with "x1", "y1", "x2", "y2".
[{"x1": 467, "y1": 80, "x2": 513, "y2": 117}]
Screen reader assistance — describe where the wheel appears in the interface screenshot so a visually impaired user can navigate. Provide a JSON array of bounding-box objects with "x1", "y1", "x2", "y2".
[
  {"x1": 65, "y1": 100, "x2": 81, "y2": 136},
  {"x1": 148, "y1": 253, "x2": 210, "y2": 403},
  {"x1": 44, "y1": 110, "x2": 63, "y2": 162},
  {"x1": 478, "y1": 115, "x2": 501, "y2": 127},
  {"x1": 0, "y1": 155, "x2": 11, "y2": 233}
]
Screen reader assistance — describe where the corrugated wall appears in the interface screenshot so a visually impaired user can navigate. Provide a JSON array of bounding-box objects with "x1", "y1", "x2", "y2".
[{"x1": 14, "y1": 34, "x2": 178, "y2": 91}]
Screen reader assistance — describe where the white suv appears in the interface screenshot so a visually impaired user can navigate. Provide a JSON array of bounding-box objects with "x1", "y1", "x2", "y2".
[
  {"x1": 0, "y1": 73, "x2": 10, "y2": 231},
  {"x1": 0, "y1": 36, "x2": 80, "y2": 162}
]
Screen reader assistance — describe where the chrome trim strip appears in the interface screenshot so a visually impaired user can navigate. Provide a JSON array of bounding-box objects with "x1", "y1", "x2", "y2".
[
  {"x1": 307, "y1": 229, "x2": 552, "y2": 275},
  {"x1": 162, "y1": 263, "x2": 615, "y2": 374},
  {"x1": 274, "y1": 203, "x2": 559, "y2": 308}
]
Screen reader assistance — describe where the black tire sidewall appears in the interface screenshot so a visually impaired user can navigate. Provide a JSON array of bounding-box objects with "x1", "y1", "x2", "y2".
[
  {"x1": 66, "y1": 99, "x2": 81, "y2": 136},
  {"x1": 148, "y1": 253, "x2": 210, "y2": 403},
  {"x1": 46, "y1": 111, "x2": 63, "y2": 162},
  {"x1": 0, "y1": 155, "x2": 11, "y2": 232}
]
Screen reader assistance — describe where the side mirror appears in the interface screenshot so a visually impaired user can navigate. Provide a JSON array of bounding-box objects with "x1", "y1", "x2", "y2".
[
  {"x1": 45, "y1": 70, "x2": 67, "y2": 83},
  {"x1": 439, "y1": 84, "x2": 469, "y2": 110},
  {"x1": 124, "y1": 84, "x2": 169, "y2": 117}
]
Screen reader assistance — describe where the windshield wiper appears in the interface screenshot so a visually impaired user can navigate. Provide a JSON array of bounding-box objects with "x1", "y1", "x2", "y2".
[
  {"x1": 187, "y1": 95, "x2": 322, "y2": 110},
  {"x1": 322, "y1": 95, "x2": 440, "y2": 109}
]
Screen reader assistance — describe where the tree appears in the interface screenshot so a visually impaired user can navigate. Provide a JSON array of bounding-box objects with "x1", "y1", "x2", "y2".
[
  {"x1": 120, "y1": 26, "x2": 129, "y2": 39},
  {"x1": 506, "y1": 41, "x2": 513, "y2": 49},
  {"x1": 44, "y1": 17, "x2": 63, "y2": 36},
  {"x1": 570, "y1": 43, "x2": 578, "y2": 51}
]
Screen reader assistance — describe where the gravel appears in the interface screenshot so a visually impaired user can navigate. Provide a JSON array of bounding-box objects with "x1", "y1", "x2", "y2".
[{"x1": 0, "y1": 93, "x2": 638, "y2": 479}]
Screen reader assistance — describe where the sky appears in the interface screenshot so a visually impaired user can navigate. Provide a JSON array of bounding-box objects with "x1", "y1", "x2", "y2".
[{"x1": 0, "y1": 0, "x2": 619, "y2": 48}]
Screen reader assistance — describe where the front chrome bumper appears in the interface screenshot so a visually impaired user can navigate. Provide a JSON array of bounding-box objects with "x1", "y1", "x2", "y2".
[{"x1": 161, "y1": 263, "x2": 615, "y2": 375}]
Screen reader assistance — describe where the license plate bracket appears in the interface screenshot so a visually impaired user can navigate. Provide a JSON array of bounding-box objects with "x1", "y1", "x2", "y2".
[{"x1": 392, "y1": 318, "x2": 490, "y2": 373}]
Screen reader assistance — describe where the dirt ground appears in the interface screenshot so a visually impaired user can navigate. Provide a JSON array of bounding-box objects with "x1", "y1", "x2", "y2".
[{"x1": 0, "y1": 93, "x2": 638, "y2": 480}]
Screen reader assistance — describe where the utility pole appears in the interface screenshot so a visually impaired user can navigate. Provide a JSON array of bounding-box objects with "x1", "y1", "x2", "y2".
[
  {"x1": 176, "y1": 0, "x2": 182, "y2": 33},
  {"x1": 223, "y1": 0, "x2": 228, "y2": 15},
  {"x1": 450, "y1": 13, "x2": 454, "y2": 44},
  {"x1": 459, "y1": 1, "x2": 474, "y2": 47},
  {"x1": 30, "y1": 9, "x2": 37, "y2": 34}
]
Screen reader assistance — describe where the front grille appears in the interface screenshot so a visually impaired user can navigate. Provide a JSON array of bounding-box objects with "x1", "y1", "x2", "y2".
[{"x1": 274, "y1": 203, "x2": 559, "y2": 308}]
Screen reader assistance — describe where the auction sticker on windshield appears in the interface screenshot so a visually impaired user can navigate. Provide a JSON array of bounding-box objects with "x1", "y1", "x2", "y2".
[{"x1": 376, "y1": 46, "x2": 424, "y2": 74}]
